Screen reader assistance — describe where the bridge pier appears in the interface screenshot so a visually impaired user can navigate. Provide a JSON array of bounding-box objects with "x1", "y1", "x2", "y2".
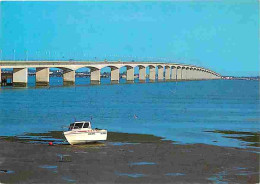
[
  {"x1": 190, "y1": 69, "x2": 193, "y2": 80},
  {"x1": 0, "y1": 69, "x2": 5, "y2": 86},
  {"x1": 139, "y1": 66, "x2": 146, "y2": 82},
  {"x1": 196, "y1": 70, "x2": 200, "y2": 80},
  {"x1": 209, "y1": 74, "x2": 212, "y2": 79},
  {"x1": 13, "y1": 68, "x2": 28, "y2": 87},
  {"x1": 111, "y1": 67, "x2": 119, "y2": 83},
  {"x1": 90, "y1": 68, "x2": 100, "y2": 84},
  {"x1": 191, "y1": 68, "x2": 196, "y2": 80},
  {"x1": 199, "y1": 70, "x2": 203, "y2": 80},
  {"x1": 192, "y1": 69, "x2": 196, "y2": 80},
  {"x1": 158, "y1": 66, "x2": 164, "y2": 81},
  {"x1": 176, "y1": 67, "x2": 182, "y2": 80},
  {"x1": 200, "y1": 70, "x2": 204, "y2": 80},
  {"x1": 126, "y1": 66, "x2": 134, "y2": 81},
  {"x1": 186, "y1": 68, "x2": 191, "y2": 80},
  {"x1": 36, "y1": 67, "x2": 49, "y2": 86},
  {"x1": 182, "y1": 67, "x2": 187, "y2": 80},
  {"x1": 193, "y1": 69, "x2": 198, "y2": 80},
  {"x1": 209, "y1": 73, "x2": 213, "y2": 80},
  {"x1": 165, "y1": 66, "x2": 170, "y2": 81},
  {"x1": 189, "y1": 69, "x2": 193, "y2": 80},
  {"x1": 198, "y1": 70, "x2": 202, "y2": 80},
  {"x1": 203, "y1": 72, "x2": 208, "y2": 80},
  {"x1": 198, "y1": 70, "x2": 203, "y2": 80},
  {"x1": 210, "y1": 73, "x2": 214, "y2": 79},
  {"x1": 203, "y1": 71, "x2": 207, "y2": 80},
  {"x1": 63, "y1": 69, "x2": 75, "y2": 85},
  {"x1": 149, "y1": 66, "x2": 156, "y2": 81},
  {"x1": 171, "y1": 67, "x2": 177, "y2": 80}
]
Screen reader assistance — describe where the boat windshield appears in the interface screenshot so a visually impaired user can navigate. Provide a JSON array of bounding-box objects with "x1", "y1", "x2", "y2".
[
  {"x1": 83, "y1": 123, "x2": 89, "y2": 128},
  {"x1": 74, "y1": 123, "x2": 83, "y2": 129},
  {"x1": 68, "y1": 123, "x2": 74, "y2": 130}
]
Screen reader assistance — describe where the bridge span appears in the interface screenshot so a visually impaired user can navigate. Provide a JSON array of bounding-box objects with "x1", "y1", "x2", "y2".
[{"x1": 0, "y1": 61, "x2": 221, "y2": 87}]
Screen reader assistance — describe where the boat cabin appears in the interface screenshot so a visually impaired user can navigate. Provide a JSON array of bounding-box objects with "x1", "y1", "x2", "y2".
[{"x1": 68, "y1": 121, "x2": 91, "y2": 130}]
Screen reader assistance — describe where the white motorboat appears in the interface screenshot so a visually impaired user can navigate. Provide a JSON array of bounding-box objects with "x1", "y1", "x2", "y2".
[{"x1": 63, "y1": 121, "x2": 107, "y2": 145}]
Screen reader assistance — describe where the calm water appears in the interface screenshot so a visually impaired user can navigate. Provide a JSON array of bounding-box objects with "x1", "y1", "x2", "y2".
[{"x1": 0, "y1": 77, "x2": 259, "y2": 148}]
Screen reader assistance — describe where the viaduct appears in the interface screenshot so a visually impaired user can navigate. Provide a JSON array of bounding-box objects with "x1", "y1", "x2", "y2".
[{"x1": 0, "y1": 61, "x2": 221, "y2": 87}]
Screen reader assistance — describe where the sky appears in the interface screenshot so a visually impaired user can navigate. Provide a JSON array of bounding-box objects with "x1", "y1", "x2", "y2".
[{"x1": 0, "y1": 0, "x2": 259, "y2": 76}]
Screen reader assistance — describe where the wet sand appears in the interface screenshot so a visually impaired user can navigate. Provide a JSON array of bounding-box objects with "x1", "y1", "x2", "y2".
[{"x1": 0, "y1": 132, "x2": 259, "y2": 184}]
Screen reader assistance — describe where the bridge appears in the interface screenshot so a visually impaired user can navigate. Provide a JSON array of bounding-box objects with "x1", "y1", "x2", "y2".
[{"x1": 0, "y1": 61, "x2": 221, "y2": 87}]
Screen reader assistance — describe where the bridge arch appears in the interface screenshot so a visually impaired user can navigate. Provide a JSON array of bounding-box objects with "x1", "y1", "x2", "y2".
[
  {"x1": 99, "y1": 66, "x2": 120, "y2": 83},
  {"x1": 74, "y1": 66, "x2": 101, "y2": 84},
  {"x1": 55, "y1": 67, "x2": 77, "y2": 85},
  {"x1": 117, "y1": 65, "x2": 138, "y2": 82}
]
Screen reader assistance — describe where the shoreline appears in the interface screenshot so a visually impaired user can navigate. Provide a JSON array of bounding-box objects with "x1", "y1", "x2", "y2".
[
  {"x1": 0, "y1": 132, "x2": 259, "y2": 183},
  {"x1": 1, "y1": 130, "x2": 259, "y2": 151}
]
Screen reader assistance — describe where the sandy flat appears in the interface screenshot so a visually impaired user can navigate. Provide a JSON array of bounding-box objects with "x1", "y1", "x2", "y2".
[{"x1": 0, "y1": 134, "x2": 259, "y2": 184}]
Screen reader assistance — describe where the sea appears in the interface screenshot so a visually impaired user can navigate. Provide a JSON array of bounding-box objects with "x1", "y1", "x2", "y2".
[{"x1": 0, "y1": 77, "x2": 259, "y2": 149}]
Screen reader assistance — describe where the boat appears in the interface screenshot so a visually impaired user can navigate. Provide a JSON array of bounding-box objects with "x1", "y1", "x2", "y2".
[{"x1": 63, "y1": 121, "x2": 107, "y2": 145}]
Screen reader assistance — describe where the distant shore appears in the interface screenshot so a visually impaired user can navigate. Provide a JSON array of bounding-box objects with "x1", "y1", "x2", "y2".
[{"x1": 0, "y1": 132, "x2": 259, "y2": 184}]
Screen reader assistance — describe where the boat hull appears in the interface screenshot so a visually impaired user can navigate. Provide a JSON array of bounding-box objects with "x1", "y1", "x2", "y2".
[{"x1": 64, "y1": 130, "x2": 107, "y2": 145}]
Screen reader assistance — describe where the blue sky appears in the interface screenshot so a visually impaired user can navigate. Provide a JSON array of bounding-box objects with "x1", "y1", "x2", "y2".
[{"x1": 0, "y1": 1, "x2": 259, "y2": 76}]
